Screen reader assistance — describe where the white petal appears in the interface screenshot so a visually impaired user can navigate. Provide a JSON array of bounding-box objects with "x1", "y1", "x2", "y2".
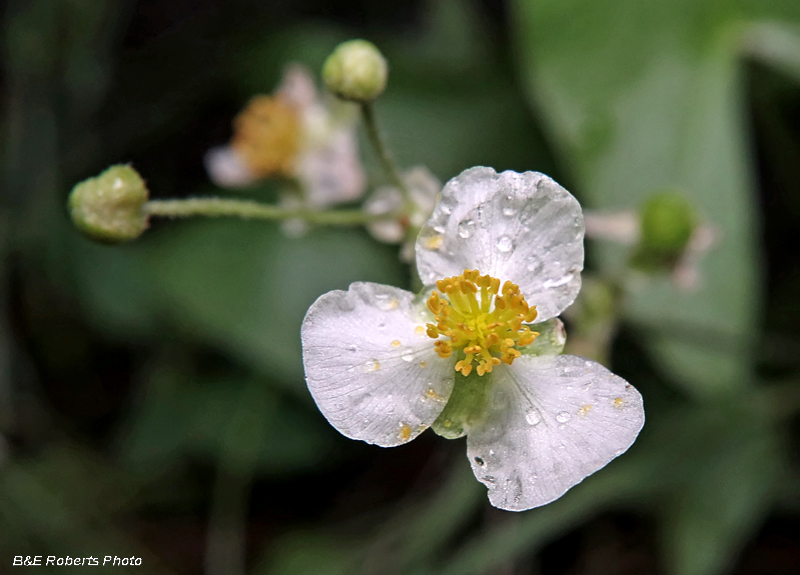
[
  {"x1": 302, "y1": 282, "x2": 455, "y2": 447},
  {"x1": 277, "y1": 64, "x2": 318, "y2": 111},
  {"x1": 298, "y1": 127, "x2": 366, "y2": 209},
  {"x1": 365, "y1": 185, "x2": 405, "y2": 243},
  {"x1": 416, "y1": 167, "x2": 585, "y2": 321},
  {"x1": 466, "y1": 354, "x2": 644, "y2": 511},
  {"x1": 204, "y1": 146, "x2": 257, "y2": 188}
]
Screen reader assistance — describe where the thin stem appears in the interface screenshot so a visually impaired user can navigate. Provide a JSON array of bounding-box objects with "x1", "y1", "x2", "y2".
[
  {"x1": 205, "y1": 467, "x2": 250, "y2": 575},
  {"x1": 143, "y1": 198, "x2": 381, "y2": 225},
  {"x1": 360, "y1": 102, "x2": 411, "y2": 202}
]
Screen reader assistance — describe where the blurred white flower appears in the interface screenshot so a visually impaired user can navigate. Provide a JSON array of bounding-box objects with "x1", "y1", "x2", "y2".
[
  {"x1": 204, "y1": 65, "x2": 366, "y2": 209},
  {"x1": 364, "y1": 166, "x2": 441, "y2": 261},
  {"x1": 301, "y1": 167, "x2": 644, "y2": 511}
]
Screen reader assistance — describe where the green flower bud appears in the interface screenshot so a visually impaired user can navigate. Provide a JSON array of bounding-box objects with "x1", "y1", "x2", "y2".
[
  {"x1": 322, "y1": 39, "x2": 388, "y2": 102},
  {"x1": 68, "y1": 164, "x2": 149, "y2": 243},
  {"x1": 640, "y1": 192, "x2": 696, "y2": 254},
  {"x1": 632, "y1": 191, "x2": 697, "y2": 270}
]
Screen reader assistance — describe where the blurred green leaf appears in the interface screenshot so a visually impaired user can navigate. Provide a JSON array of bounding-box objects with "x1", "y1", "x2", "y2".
[
  {"x1": 252, "y1": 532, "x2": 361, "y2": 575},
  {"x1": 663, "y1": 418, "x2": 783, "y2": 575},
  {"x1": 509, "y1": 0, "x2": 800, "y2": 397},
  {"x1": 0, "y1": 444, "x2": 173, "y2": 574},
  {"x1": 121, "y1": 360, "x2": 333, "y2": 475},
  {"x1": 74, "y1": 220, "x2": 405, "y2": 387}
]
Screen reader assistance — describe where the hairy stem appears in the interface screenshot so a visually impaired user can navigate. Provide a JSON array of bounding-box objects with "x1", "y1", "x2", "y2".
[{"x1": 143, "y1": 198, "x2": 380, "y2": 225}]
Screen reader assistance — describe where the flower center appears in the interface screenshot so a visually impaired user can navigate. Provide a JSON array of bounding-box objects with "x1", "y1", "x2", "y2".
[
  {"x1": 231, "y1": 95, "x2": 301, "y2": 178},
  {"x1": 426, "y1": 269, "x2": 539, "y2": 376}
]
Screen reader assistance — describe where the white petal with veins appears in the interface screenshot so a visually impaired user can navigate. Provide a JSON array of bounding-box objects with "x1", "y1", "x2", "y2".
[
  {"x1": 466, "y1": 354, "x2": 644, "y2": 511},
  {"x1": 302, "y1": 282, "x2": 456, "y2": 447},
  {"x1": 416, "y1": 167, "x2": 584, "y2": 321}
]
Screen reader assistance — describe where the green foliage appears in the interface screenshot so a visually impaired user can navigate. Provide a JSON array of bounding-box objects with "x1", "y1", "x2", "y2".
[{"x1": 3, "y1": 0, "x2": 800, "y2": 574}]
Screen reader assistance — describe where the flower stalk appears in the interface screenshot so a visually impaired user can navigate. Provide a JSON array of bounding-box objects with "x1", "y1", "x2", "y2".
[
  {"x1": 143, "y1": 197, "x2": 383, "y2": 225},
  {"x1": 360, "y1": 102, "x2": 412, "y2": 207}
]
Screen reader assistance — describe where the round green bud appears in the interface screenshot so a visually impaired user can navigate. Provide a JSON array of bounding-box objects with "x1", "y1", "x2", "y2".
[
  {"x1": 68, "y1": 164, "x2": 149, "y2": 243},
  {"x1": 639, "y1": 192, "x2": 697, "y2": 257},
  {"x1": 322, "y1": 39, "x2": 388, "y2": 102}
]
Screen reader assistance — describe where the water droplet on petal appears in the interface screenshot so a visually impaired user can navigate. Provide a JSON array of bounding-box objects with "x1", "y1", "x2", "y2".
[
  {"x1": 526, "y1": 258, "x2": 543, "y2": 273},
  {"x1": 524, "y1": 409, "x2": 541, "y2": 425},
  {"x1": 347, "y1": 345, "x2": 358, "y2": 352},
  {"x1": 375, "y1": 295, "x2": 399, "y2": 310},
  {"x1": 496, "y1": 235, "x2": 514, "y2": 252},
  {"x1": 401, "y1": 350, "x2": 414, "y2": 362},
  {"x1": 457, "y1": 219, "x2": 475, "y2": 238},
  {"x1": 501, "y1": 194, "x2": 517, "y2": 217},
  {"x1": 391, "y1": 340, "x2": 401, "y2": 348},
  {"x1": 556, "y1": 411, "x2": 571, "y2": 423},
  {"x1": 542, "y1": 273, "x2": 575, "y2": 289},
  {"x1": 423, "y1": 234, "x2": 444, "y2": 250},
  {"x1": 361, "y1": 360, "x2": 381, "y2": 373}
]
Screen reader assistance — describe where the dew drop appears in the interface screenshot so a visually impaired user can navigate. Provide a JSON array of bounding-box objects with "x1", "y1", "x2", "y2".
[
  {"x1": 524, "y1": 409, "x2": 541, "y2": 425},
  {"x1": 433, "y1": 223, "x2": 445, "y2": 233},
  {"x1": 401, "y1": 350, "x2": 414, "y2": 362},
  {"x1": 347, "y1": 345, "x2": 358, "y2": 352},
  {"x1": 375, "y1": 296, "x2": 399, "y2": 311},
  {"x1": 542, "y1": 273, "x2": 575, "y2": 289},
  {"x1": 501, "y1": 195, "x2": 517, "y2": 217},
  {"x1": 360, "y1": 360, "x2": 381, "y2": 373},
  {"x1": 391, "y1": 340, "x2": 401, "y2": 348},
  {"x1": 483, "y1": 475, "x2": 496, "y2": 484},
  {"x1": 526, "y1": 259, "x2": 543, "y2": 273},
  {"x1": 496, "y1": 235, "x2": 514, "y2": 252},
  {"x1": 556, "y1": 411, "x2": 572, "y2": 423},
  {"x1": 419, "y1": 360, "x2": 428, "y2": 368},
  {"x1": 457, "y1": 219, "x2": 476, "y2": 238}
]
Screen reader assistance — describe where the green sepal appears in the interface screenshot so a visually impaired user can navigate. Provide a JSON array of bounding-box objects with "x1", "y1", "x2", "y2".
[
  {"x1": 521, "y1": 317, "x2": 566, "y2": 357},
  {"x1": 432, "y1": 370, "x2": 492, "y2": 439}
]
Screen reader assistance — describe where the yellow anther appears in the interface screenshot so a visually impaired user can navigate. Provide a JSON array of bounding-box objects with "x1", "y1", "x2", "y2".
[
  {"x1": 434, "y1": 340, "x2": 452, "y2": 358},
  {"x1": 426, "y1": 270, "x2": 540, "y2": 376},
  {"x1": 231, "y1": 95, "x2": 300, "y2": 178}
]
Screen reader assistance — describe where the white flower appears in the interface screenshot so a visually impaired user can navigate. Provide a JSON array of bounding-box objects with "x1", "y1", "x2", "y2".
[
  {"x1": 364, "y1": 166, "x2": 441, "y2": 261},
  {"x1": 204, "y1": 65, "x2": 365, "y2": 208},
  {"x1": 301, "y1": 167, "x2": 645, "y2": 511}
]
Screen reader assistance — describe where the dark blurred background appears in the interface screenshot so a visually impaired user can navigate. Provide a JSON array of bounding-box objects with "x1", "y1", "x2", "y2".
[{"x1": 2, "y1": 0, "x2": 800, "y2": 574}]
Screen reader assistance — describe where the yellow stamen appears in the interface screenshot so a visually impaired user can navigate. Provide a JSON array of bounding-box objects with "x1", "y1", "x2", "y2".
[
  {"x1": 426, "y1": 269, "x2": 540, "y2": 376},
  {"x1": 230, "y1": 95, "x2": 300, "y2": 178}
]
